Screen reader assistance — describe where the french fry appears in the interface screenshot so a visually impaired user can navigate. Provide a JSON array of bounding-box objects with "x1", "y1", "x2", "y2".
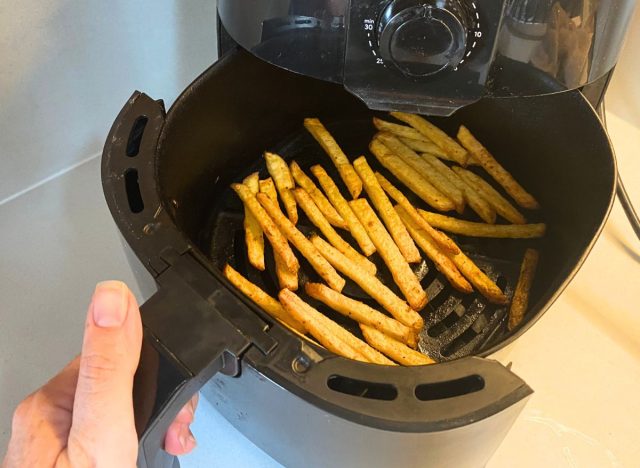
[
  {"x1": 373, "y1": 117, "x2": 430, "y2": 142},
  {"x1": 418, "y1": 210, "x2": 546, "y2": 238},
  {"x1": 310, "y1": 165, "x2": 376, "y2": 256},
  {"x1": 420, "y1": 154, "x2": 496, "y2": 223},
  {"x1": 453, "y1": 167, "x2": 526, "y2": 224},
  {"x1": 508, "y1": 249, "x2": 539, "y2": 330},
  {"x1": 370, "y1": 138, "x2": 455, "y2": 212},
  {"x1": 350, "y1": 198, "x2": 428, "y2": 311},
  {"x1": 259, "y1": 177, "x2": 278, "y2": 203},
  {"x1": 290, "y1": 161, "x2": 346, "y2": 228},
  {"x1": 279, "y1": 289, "x2": 366, "y2": 362},
  {"x1": 274, "y1": 253, "x2": 298, "y2": 290},
  {"x1": 376, "y1": 133, "x2": 465, "y2": 213},
  {"x1": 361, "y1": 325, "x2": 435, "y2": 366},
  {"x1": 396, "y1": 206, "x2": 473, "y2": 293},
  {"x1": 265, "y1": 152, "x2": 298, "y2": 224},
  {"x1": 232, "y1": 183, "x2": 299, "y2": 271},
  {"x1": 304, "y1": 118, "x2": 362, "y2": 199},
  {"x1": 256, "y1": 192, "x2": 345, "y2": 292},
  {"x1": 293, "y1": 187, "x2": 376, "y2": 275},
  {"x1": 305, "y1": 283, "x2": 417, "y2": 348},
  {"x1": 376, "y1": 172, "x2": 459, "y2": 255},
  {"x1": 390, "y1": 112, "x2": 468, "y2": 165},
  {"x1": 223, "y1": 264, "x2": 305, "y2": 334},
  {"x1": 311, "y1": 235, "x2": 424, "y2": 331},
  {"x1": 278, "y1": 289, "x2": 395, "y2": 366},
  {"x1": 457, "y1": 125, "x2": 540, "y2": 209},
  {"x1": 353, "y1": 156, "x2": 421, "y2": 263},
  {"x1": 242, "y1": 172, "x2": 265, "y2": 270},
  {"x1": 400, "y1": 137, "x2": 448, "y2": 157},
  {"x1": 450, "y1": 248, "x2": 507, "y2": 304}
]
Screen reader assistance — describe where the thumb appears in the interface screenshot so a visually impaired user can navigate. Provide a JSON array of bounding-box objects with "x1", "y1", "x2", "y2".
[{"x1": 66, "y1": 281, "x2": 142, "y2": 466}]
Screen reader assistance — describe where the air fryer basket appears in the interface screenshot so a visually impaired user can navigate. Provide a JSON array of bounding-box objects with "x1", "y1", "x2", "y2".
[{"x1": 102, "y1": 48, "x2": 615, "y2": 468}]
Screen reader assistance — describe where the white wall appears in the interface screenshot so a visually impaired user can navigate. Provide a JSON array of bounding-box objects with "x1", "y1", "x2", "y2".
[{"x1": 0, "y1": 0, "x2": 218, "y2": 203}]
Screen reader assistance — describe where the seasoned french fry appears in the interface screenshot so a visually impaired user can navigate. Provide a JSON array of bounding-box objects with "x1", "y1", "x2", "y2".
[
  {"x1": 279, "y1": 289, "x2": 366, "y2": 362},
  {"x1": 232, "y1": 183, "x2": 299, "y2": 271},
  {"x1": 223, "y1": 264, "x2": 305, "y2": 334},
  {"x1": 361, "y1": 325, "x2": 435, "y2": 366},
  {"x1": 420, "y1": 154, "x2": 496, "y2": 223},
  {"x1": 453, "y1": 167, "x2": 526, "y2": 224},
  {"x1": 310, "y1": 165, "x2": 376, "y2": 256},
  {"x1": 353, "y1": 156, "x2": 421, "y2": 263},
  {"x1": 264, "y1": 152, "x2": 298, "y2": 224},
  {"x1": 293, "y1": 187, "x2": 376, "y2": 275},
  {"x1": 311, "y1": 235, "x2": 424, "y2": 331},
  {"x1": 396, "y1": 206, "x2": 472, "y2": 293},
  {"x1": 376, "y1": 134, "x2": 465, "y2": 212},
  {"x1": 450, "y1": 248, "x2": 507, "y2": 304},
  {"x1": 280, "y1": 289, "x2": 394, "y2": 364},
  {"x1": 457, "y1": 125, "x2": 540, "y2": 209},
  {"x1": 418, "y1": 210, "x2": 546, "y2": 238},
  {"x1": 376, "y1": 173, "x2": 459, "y2": 255},
  {"x1": 257, "y1": 192, "x2": 345, "y2": 292},
  {"x1": 304, "y1": 118, "x2": 362, "y2": 199},
  {"x1": 290, "y1": 161, "x2": 346, "y2": 228},
  {"x1": 373, "y1": 117, "x2": 430, "y2": 142},
  {"x1": 508, "y1": 249, "x2": 539, "y2": 330},
  {"x1": 259, "y1": 177, "x2": 278, "y2": 203},
  {"x1": 400, "y1": 137, "x2": 448, "y2": 157},
  {"x1": 350, "y1": 198, "x2": 428, "y2": 311},
  {"x1": 390, "y1": 112, "x2": 468, "y2": 165},
  {"x1": 274, "y1": 253, "x2": 298, "y2": 290},
  {"x1": 370, "y1": 138, "x2": 455, "y2": 212},
  {"x1": 242, "y1": 172, "x2": 265, "y2": 270},
  {"x1": 305, "y1": 282, "x2": 417, "y2": 348}
]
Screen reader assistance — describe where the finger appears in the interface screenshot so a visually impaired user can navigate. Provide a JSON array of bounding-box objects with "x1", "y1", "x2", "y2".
[
  {"x1": 66, "y1": 281, "x2": 142, "y2": 466},
  {"x1": 164, "y1": 423, "x2": 197, "y2": 456}
]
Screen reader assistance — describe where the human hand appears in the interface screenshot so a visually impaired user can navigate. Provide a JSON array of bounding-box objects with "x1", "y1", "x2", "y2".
[{"x1": 2, "y1": 281, "x2": 198, "y2": 467}]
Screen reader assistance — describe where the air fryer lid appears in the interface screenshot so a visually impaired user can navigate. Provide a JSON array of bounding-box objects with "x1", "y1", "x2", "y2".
[
  {"x1": 101, "y1": 49, "x2": 614, "y2": 468},
  {"x1": 218, "y1": 0, "x2": 635, "y2": 115}
]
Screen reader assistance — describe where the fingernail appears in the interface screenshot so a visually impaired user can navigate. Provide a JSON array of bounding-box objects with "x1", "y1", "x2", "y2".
[{"x1": 92, "y1": 281, "x2": 128, "y2": 328}]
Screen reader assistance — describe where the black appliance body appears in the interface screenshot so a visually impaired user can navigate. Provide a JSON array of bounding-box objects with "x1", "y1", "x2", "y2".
[
  {"x1": 218, "y1": 0, "x2": 635, "y2": 115},
  {"x1": 102, "y1": 45, "x2": 616, "y2": 466}
]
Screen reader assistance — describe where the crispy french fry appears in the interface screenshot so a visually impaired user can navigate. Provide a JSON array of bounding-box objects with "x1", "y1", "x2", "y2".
[
  {"x1": 390, "y1": 112, "x2": 468, "y2": 165},
  {"x1": 279, "y1": 289, "x2": 366, "y2": 362},
  {"x1": 265, "y1": 152, "x2": 298, "y2": 224},
  {"x1": 293, "y1": 187, "x2": 376, "y2": 275},
  {"x1": 310, "y1": 165, "x2": 376, "y2": 256},
  {"x1": 373, "y1": 117, "x2": 430, "y2": 142},
  {"x1": 223, "y1": 264, "x2": 305, "y2": 334},
  {"x1": 399, "y1": 137, "x2": 448, "y2": 157},
  {"x1": 453, "y1": 167, "x2": 526, "y2": 224},
  {"x1": 259, "y1": 177, "x2": 278, "y2": 203},
  {"x1": 420, "y1": 154, "x2": 496, "y2": 223},
  {"x1": 508, "y1": 249, "x2": 539, "y2": 330},
  {"x1": 375, "y1": 172, "x2": 459, "y2": 255},
  {"x1": 457, "y1": 125, "x2": 540, "y2": 209},
  {"x1": 319, "y1": 318, "x2": 396, "y2": 365},
  {"x1": 377, "y1": 134, "x2": 465, "y2": 212},
  {"x1": 447, "y1": 246, "x2": 508, "y2": 305},
  {"x1": 353, "y1": 156, "x2": 421, "y2": 263},
  {"x1": 350, "y1": 198, "x2": 428, "y2": 311},
  {"x1": 304, "y1": 118, "x2": 362, "y2": 199},
  {"x1": 370, "y1": 138, "x2": 455, "y2": 212},
  {"x1": 418, "y1": 210, "x2": 546, "y2": 238},
  {"x1": 396, "y1": 206, "x2": 473, "y2": 293},
  {"x1": 256, "y1": 192, "x2": 345, "y2": 292},
  {"x1": 290, "y1": 161, "x2": 346, "y2": 228},
  {"x1": 274, "y1": 253, "x2": 298, "y2": 290},
  {"x1": 242, "y1": 172, "x2": 265, "y2": 270},
  {"x1": 311, "y1": 235, "x2": 424, "y2": 331},
  {"x1": 361, "y1": 325, "x2": 435, "y2": 366},
  {"x1": 305, "y1": 282, "x2": 417, "y2": 348},
  {"x1": 232, "y1": 183, "x2": 299, "y2": 271}
]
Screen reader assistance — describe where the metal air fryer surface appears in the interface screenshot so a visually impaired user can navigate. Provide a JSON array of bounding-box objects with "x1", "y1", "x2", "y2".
[{"x1": 101, "y1": 48, "x2": 616, "y2": 468}]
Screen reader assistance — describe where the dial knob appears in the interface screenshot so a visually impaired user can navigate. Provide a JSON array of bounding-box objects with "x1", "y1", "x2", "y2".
[{"x1": 378, "y1": 0, "x2": 471, "y2": 77}]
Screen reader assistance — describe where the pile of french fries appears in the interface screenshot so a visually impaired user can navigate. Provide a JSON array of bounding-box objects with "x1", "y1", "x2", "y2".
[{"x1": 225, "y1": 113, "x2": 543, "y2": 366}]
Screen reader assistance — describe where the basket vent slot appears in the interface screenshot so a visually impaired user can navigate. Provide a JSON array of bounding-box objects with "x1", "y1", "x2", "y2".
[
  {"x1": 415, "y1": 375, "x2": 484, "y2": 401},
  {"x1": 327, "y1": 375, "x2": 397, "y2": 401}
]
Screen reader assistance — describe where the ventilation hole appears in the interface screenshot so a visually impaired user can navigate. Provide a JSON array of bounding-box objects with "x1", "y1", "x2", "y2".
[
  {"x1": 428, "y1": 303, "x2": 465, "y2": 338},
  {"x1": 496, "y1": 275, "x2": 507, "y2": 290},
  {"x1": 124, "y1": 169, "x2": 144, "y2": 213},
  {"x1": 327, "y1": 375, "x2": 398, "y2": 401},
  {"x1": 415, "y1": 375, "x2": 485, "y2": 401},
  {"x1": 440, "y1": 327, "x2": 479, "y2": 357},
  {"x1": 126, "y1": 116, "x2": 148, "y2": 157}
]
